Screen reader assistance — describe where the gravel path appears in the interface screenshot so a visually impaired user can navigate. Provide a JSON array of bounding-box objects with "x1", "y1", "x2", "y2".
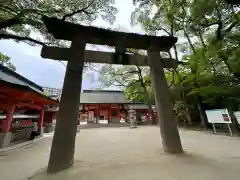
[{"x1": 1, "y1": 126, "x2": 240, "y2": 180}]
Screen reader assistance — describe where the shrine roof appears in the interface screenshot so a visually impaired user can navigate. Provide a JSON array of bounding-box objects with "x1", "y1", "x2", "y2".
[
  {"x1": 80, "y1": 90, "x2": 128, "y2": 104},
  {"x1": 0, "y1": 64, "x2": 43, "y2": 94},
  {"x1": 0, "y1": 64, "x2": 57, "y2": 105},
  {"x1": 42, "y1": 16, "x2": 177, "y2": 51}
]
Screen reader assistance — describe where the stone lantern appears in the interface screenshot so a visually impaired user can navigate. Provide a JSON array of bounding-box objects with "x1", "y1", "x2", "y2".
[{"x1": 128, "y1": 108, "x2": 137, "y2": 128}]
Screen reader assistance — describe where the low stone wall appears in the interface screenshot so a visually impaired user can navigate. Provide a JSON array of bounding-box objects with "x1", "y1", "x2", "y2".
[
  {"x1": 44, "y1": 124, "x2": 55, "y2": 133},
  {"x1": 13, "y1": 128, "x2": 32, "y2": 141},
  {"x1": 79, "y1": 123, "x2": 129, "y2": 129}
]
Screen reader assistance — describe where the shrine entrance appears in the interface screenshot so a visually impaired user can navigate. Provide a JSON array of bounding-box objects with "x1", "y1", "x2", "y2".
[{"x1": 41, "y1": 16, "x2": 183, "y2": 173}]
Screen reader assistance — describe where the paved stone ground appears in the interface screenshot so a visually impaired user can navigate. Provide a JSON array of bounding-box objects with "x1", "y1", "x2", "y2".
[
  {"x1": 0, "y1": 132, "x2": 54, "y2": 153},
  {"x1": 1, "y1": 126, "x2": 240, "y2": 180}
]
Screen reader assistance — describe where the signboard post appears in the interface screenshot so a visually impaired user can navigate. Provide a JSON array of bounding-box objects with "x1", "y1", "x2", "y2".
[
  {"x1": 205, "y1": 109, "x2": 232, "y2": 136},
  {"x1": 233, "y1": 111, "x2": 240, "y2": 125},
  {"x1": 212, "y1": 123, "x2": 217, "y2": 134}
]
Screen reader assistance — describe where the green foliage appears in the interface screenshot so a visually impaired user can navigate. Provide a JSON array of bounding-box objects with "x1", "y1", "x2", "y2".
[
  {"x1": 99, "y1": 65, "x2": 137, "y2": 87},
  {"x1": 131, "y1": 0, "x2": 240, "y2": 125},
  {"x1": 0, "y1": 0, "x2": 117, "y2": 45},
  {"x1": 99, "y1": 63, "x2": 154, "y2": 103},
  {"x1": 43, "y1": 90, "x2": 49, "y2": 96},
  {"x1": 0, "y1": 52, "x2": 16, "y2": 71},
  {"x1": 124, "y1": 75, "x2": 154, "y2": 103}
]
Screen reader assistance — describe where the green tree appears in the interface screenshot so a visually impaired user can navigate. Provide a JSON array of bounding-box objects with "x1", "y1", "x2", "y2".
[
  {"x1": 0, "y1": 0, "x2": 117, "y2": 45},
  {"x1": 131, "y1": 0, "x2": 195, "y2": 125},
  {"x1": 0, "y1": 52, "x2": 16, "y2": 71},
  {"x1": 131, "y1": 0, "x2": 240, "y2": 128},
  {"x1": 99, "y1": 62, "x2": 156, "y2": 123}
]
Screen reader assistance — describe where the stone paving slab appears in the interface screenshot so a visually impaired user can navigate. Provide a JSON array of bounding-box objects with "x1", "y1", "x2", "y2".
[{"x1": 1, "y1": 126, "x2": 240, "y2": 180}]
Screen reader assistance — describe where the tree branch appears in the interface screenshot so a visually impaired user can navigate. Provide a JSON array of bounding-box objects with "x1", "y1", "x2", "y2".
[
  {"x1": 199, "y1": 22, "x2": 219, "y2": 28},
  {"x1": 0, "y1": 17, "x2": 21, "y2": 30},
  {"x1": 84, "y1": 65, "x2": 102, "y2": 73},
  {"x1": 125, "y1": 91, "x2": 145, "y2": 96},
  {"x1": 126, "y1": 79, "x2": 141, "y2": 87},
  {"x1": 62, "y1": 0, "x2": 96, "y2": 20},
  {"x1": 108, "y1": 69, "x2": 140, "y2": 76},
  {"x1": 168, "y1": 70, "x2": 175, "y2": 88},
  {"x1": 0, "y1": 33, "x2": 45, "y2": 46},
  {"x1": 0, "y1": 5, "x2": 18, "y2": 14},
  {"x1": 113, "y1": 79, "x2": 127, "y2": 87},
  {"x1": 135, "y1": 65, "x2": 144, "y2": 86},
  {"x1": 0, "y1": 6, "x2": 47, "y2": 30},
  {"x1": 216, "y1": 21, "x2": 223, "y2": 40},
  {"x1": 225, "y1": 21, "x2": 238, "y2": 33},
  {"x1": 146, "y1": 24, "x2": 171, "y2": 35}
]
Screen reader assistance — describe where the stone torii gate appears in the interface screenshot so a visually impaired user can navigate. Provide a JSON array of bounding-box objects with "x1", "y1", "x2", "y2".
[{"x1": 41, "y1": 16, "x2": 183, "y2": 173}]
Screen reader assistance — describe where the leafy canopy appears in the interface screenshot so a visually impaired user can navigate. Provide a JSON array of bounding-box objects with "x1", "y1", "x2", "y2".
[
  {"x1": 0, "y1": 52, "x2": 16, "y2": 71},
  {"x1": 0, "y1": 0, "x2": 117, "y2": 46}
]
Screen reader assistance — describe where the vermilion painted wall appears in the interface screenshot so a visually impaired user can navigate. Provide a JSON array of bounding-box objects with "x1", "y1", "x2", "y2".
[{"x1": 83, "y1": 104, "x2": 121, "y2": 121}]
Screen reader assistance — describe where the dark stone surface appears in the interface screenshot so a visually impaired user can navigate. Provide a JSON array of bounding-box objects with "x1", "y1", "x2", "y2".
[{"x1": 42, "y1": 16, "x2": 177, "y2": 51}]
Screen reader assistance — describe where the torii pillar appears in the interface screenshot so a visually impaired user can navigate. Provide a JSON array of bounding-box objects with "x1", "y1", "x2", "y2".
[
  {"x1": 147, "y1": 43, "x2": 183, "y2": 153},
  {"x1": 47, "y1": 36, "x2": 86, "y2": 173}
]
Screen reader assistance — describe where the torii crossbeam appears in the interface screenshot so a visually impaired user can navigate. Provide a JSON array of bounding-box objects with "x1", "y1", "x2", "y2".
[
  {"x1": 41, "y1": 16, "x2": 183, "y2": 173},
  {"x1": 41, "y1": 46, "x2": 179, "y2": 68}
]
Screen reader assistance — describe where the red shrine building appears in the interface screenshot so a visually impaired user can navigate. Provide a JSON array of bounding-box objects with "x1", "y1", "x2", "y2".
[
  {"x1": 42, "y1": 89, "x2": 156, "y2": 131},
  {"x1": 79, "y1": 90, "x2": 154, "y2": 124},
  {"x1": 0, "y1": 64, "x2": 57, "y2": 148}
]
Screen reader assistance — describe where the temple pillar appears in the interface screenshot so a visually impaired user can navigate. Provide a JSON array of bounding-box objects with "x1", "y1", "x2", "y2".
[
  {"x1": 0, "y1": 105, "x2": 15, "y2": 148},
  {"x1": 147, "y1": 44, "x2": 183, "y2": 154},
  {"x1": 38, "y1": 108, "x2": 44, "y2": 136},
  {"x1": 108, "y1": 105, "x2": 111, "y2": 123},
  {"x1": 47, "y1": 36, "x2": 86, "y2": 173},
  {"x1": 2, "y1": 105, "x2": 15, "y2": 133},
  {"x1": 96, "y1": 105, "x2": 99, "y2": 123}
]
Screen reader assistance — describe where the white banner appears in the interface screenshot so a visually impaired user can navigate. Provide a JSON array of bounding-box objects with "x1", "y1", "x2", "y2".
[
  {"x1": 205, "y1": 109, "x2": 232, "y2": 124},
  {"x1": 234, "y1": 111, "x2": 240, "y2": 124}
]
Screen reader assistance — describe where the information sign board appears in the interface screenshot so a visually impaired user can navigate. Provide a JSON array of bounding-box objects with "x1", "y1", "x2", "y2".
[{"x1": 205, "y1": 109, "x2": 232, "y2": 124}]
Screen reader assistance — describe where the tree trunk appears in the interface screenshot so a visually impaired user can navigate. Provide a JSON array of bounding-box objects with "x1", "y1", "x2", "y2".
[
  {"x1": 184, "y1": 106, "x2": 192, "y2": 125},
  {"x1": 197, "y1": 102, "x2": 207, "y2": 129},
  {"x1": 142, "y1": 83, "x2": 154, "y2": 123},
  {"x1": 136, "y1": 65, "x2": 155, "y2": 124},
  {"x1": 198, "y1": 32, "x2": 206, "y2": 48},
  {"x1": 228, "y1": 107, "x2": 239, "y2": 132},
  {"x1": 184, "y1": 30, "x2": 208, "y2": 128},
  {"x1": 184, "y1": 31, "x2": 196, "y2": 54},
  {"x1": 175, "y1": 70, "x2": 193, "y2": 126},
  {"x1": 173, "y1": 45, "x2": 179, "y2": 61},
  {"x1": 173, "y1": 41, "x2": 193, "y2": 126}
]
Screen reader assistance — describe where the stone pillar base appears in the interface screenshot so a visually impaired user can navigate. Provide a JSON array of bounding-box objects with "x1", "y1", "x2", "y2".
[
  {"x1": 39, "y1": 128, "x2": 44, "y2": 137},
  {"x1": 0, "y1": 132, "x2": 12, "y2": 148},
  {"x1": 77, "y1": 125, "x2": 80, "y2": 132}
]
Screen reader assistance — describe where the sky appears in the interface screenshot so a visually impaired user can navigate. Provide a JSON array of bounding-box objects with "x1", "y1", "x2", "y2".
[{"x1": 0, "y1": 0, "x2": 142, "y2": 90}]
